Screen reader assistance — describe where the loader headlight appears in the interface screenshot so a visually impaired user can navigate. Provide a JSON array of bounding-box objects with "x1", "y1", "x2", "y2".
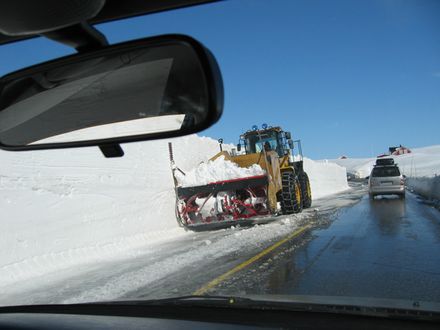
[
  {"x1": 252, "y1": 125, "x2": 258, "y2": 131},
  {"x1": 262, "y1": 123, "x2": 268, "y2": 129}
]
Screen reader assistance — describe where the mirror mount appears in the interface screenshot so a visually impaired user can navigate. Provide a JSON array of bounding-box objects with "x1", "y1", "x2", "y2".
[
  {"x1": 42, "y1": 22, "x2": 108, "y2": 52},
  {"x1": 44, "y1": 22, "x2": 113, "y2": 157},
  {"x1": 99, "y1": 144, "x2": 124, "y2": 158}
]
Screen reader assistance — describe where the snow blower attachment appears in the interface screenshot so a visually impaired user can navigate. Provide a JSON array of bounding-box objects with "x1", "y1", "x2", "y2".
[
  {"x1": 169, "y1": 125, "x2": 312, "y2": 231},
  {"x1": 175, "y1": 175, "x2": 270, "y2": 229}
]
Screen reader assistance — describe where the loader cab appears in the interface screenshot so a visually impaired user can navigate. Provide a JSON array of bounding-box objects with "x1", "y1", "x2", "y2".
[{"x1": 239, "y1": 127, "x2": 292, "y2": 158}]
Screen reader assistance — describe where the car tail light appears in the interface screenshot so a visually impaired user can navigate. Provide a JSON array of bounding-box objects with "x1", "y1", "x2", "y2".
[{"x1": 400, "y1": 179, "x2": 404, "y2": 185}]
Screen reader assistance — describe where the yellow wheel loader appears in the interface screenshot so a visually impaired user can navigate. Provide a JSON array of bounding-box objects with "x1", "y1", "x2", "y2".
[{"x1": 170, "y1": 125, "x2": 312, "y2": 231}]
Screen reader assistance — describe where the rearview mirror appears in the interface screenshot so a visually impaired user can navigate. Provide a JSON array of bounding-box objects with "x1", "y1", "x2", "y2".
[
  {"x1": 0, "y1": 34, "x2": 223, "y2": 150},
  {"x1": 288, "y1": 139, "x2": 294, "y2": 149}
]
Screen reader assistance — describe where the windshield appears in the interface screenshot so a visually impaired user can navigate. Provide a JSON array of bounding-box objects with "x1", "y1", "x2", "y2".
[
  {"x1": 1, "y1": 0, "x2": 439, "y2": 314},
  {"x1": 245, "y1": 131, "x2": 282, "y2": 155},
  {"x1": 372, "y1": 167, "x2": 401, "y2": 177}
]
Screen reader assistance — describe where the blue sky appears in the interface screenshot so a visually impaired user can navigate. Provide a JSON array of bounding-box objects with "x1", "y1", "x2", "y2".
[{"x1": 0, "y1": 0, "x2": 439, "y2": 158}]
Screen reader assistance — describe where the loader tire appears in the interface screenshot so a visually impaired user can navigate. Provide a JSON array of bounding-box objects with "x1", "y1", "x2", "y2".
[
  {"x1": 298, "y1": 172, "x2": 312, "y2": 209},
  {"x1": 280, "y1": 172, "x2": 303, "y2": 215}
]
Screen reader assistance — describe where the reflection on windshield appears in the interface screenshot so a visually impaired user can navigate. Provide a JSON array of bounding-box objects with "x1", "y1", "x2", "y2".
[{"x1": 31, "y1": 114, "x2": 186, "y2": 144}]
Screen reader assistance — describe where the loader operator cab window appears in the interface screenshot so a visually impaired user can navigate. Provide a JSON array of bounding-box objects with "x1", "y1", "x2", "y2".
[
  {"x1": 256, "y1": 139, "x2": 276, "y2": 153},
  {"x1": 245, "y1": 131, "x2": 283, "y2": 157}
]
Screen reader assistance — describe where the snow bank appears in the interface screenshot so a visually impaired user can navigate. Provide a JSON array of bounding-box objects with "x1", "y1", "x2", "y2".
[
  {"x1": 329, "y1": 157, "x2": 374, "y2": 179},
  {"x1": 396, "y1": 145, "x2": 440, "y2": 178},
  {"x1": 176, "y1": 155, "x2": 265, "y2": 187},
  {"x1": 329, "y1": 145, "x2": 440, "y2": 179},
  {"x1": 0, "y1": 135, "x2": 348, "y2": 289},
  {"x1": 304, "y1": 158, "x2": 349, "y2": 199},
  {"x1": 406, "y1": 176, "x2": 440, "y2": 201},
  {"x1": 0, "y1": 135, "x2": 222, "y2": 288}
]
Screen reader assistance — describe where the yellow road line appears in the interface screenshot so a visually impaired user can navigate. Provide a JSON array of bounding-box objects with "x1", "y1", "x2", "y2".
[{"x1": 193, "y1": 224, "x2": 311, "y2": 295}]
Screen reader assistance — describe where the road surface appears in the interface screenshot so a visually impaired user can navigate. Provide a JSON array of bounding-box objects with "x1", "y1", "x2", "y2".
[
  {"x1": 2, "y1": 184, "x2": 440, "y2": 306},
  {"x1": 210, "y1": 191, "x2": 440, "y2": 304}
]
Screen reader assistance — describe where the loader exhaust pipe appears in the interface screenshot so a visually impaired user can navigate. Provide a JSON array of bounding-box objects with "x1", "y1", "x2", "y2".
[{"x1": 218, "y1": 138, "x2": 223, "y2": 152}]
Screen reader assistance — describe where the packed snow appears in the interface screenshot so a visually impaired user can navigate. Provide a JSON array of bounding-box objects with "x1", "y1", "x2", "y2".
[
  {"x1": 304, "y1": 158, "x2": 349, "y2": 199},
  {"x1": 0, "y1": 134, "x2": 348, "y2": 291},
  {"x1": 328, "y1": 145, "x2": 440, "y2": 179},
  {"x1": 175, "y1": 155, "x2": 266, "y2": 187}
]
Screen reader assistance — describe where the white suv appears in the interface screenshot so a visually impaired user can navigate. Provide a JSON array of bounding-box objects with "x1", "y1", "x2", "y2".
[{"x1": 368, "y1": 160, "x2": 405, "y2": 199}]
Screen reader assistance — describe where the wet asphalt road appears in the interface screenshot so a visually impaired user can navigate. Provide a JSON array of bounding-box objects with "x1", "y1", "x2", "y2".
[{"x1": 213, "y1": 191, "x2": 440, "y2": 302}]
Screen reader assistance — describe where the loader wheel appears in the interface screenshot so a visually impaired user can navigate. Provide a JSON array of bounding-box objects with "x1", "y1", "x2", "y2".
[
  {"x1": 279, "y1": 172, "x2": 303, "y2": 215},
  {"x1": 298, "y1": 172, "x2": 312, "y2": 209}
]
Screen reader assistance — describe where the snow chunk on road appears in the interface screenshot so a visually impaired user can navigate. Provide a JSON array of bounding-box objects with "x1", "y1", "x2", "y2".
[{"x1": 176, "y1": 155, "x2": 266, "y2": 187}]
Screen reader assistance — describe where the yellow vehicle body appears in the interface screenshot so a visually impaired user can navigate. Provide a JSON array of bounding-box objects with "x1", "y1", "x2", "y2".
[
  {"x1": 210, "y1": 150, "x2": 282, "y2": 211},
  {"x1": 210, "y1": 143, "x2": 302, "y2": 213}
]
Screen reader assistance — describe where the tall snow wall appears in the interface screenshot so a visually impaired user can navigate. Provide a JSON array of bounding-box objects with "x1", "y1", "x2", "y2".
[{"x1": 0, "y1": 135, "x2": 347, "y2": 287}]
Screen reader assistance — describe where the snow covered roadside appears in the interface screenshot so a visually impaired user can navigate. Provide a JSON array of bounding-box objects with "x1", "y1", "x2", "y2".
[
  {"x1": 399, "y1": 146, "x2": 440, "y2": 200},
  {"x1": 61, "y1": 217, "x2": 305, "y2": 304},
  {"x1": 0, "y1": 135, "x2": 348, "y2": 289},
  {"x1": 328, "y1": 157, "x2": 373, "y2": 179},
  {"x1": 327, "y1": 145, "x2": 440, "y2": 201},
  {"x1": 304, "y1": 158, "x2": 349, "y2": 199},
  {"x1": 0, "y1": 135, "x2": 221, "y2": 289},
  {"x1": 406, "y1": 176, "x2": 440, "y2": 201},
  {"x1": 328, "y1": 145, "x2": 440, "y2": 179}
]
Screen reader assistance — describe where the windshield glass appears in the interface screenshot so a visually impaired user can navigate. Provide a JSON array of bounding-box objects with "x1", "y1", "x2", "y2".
[
  {"x1": 0, "y1": 0, "x2": 439, "y2": 313},
  {"x1": 246, "y1": 131, "x2": 280, "y2": 154},
  {"x1": 372, "y1": 167, "x2": 401, "y2": 177}
]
